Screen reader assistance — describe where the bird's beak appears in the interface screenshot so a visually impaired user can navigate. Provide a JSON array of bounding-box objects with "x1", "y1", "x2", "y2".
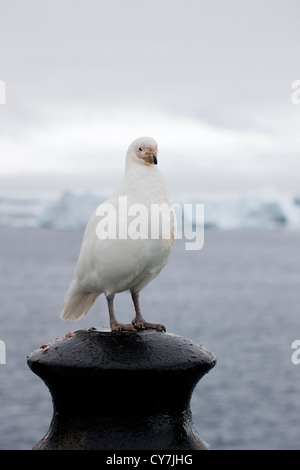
[{"x1": 153, "y1": 155, "x2": 158, "y2": 165}]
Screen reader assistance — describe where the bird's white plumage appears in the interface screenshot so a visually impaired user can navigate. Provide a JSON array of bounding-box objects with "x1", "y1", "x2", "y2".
[{"x1": 61, "y1": 137, "x2": 175, "y2": 331}]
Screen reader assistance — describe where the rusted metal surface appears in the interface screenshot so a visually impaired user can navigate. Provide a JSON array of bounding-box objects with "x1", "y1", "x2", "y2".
[{"x1": 27, "y1": 329, "x2": 216, "y2": 450}]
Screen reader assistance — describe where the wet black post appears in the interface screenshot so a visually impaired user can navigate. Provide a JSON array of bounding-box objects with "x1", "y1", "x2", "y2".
[{"x1": 27, "y1": 329, "x2": 216, "y2": 450}]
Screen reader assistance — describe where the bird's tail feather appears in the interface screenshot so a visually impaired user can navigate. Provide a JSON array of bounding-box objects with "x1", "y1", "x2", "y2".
[{"x1": 61, "y1": 281, "x2": 99, "y2": 321}]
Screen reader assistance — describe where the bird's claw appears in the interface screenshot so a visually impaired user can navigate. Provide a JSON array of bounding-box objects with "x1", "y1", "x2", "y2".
[
  {"x1": 132, "y1": 320, "x2": 145, "y2": 331},
  {"x1": 132, "y1": 320, "x2": 166, "y2": 332},
  {"x1": 111, "y1": 323, "x2": 137, "y2": 333}
]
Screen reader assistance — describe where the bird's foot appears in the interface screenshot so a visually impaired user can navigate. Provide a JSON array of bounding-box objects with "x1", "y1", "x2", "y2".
[
  {"x1": 110, "y1": 322, "x2": 137, "y2": 333},
  {"x1": 132, "y1": 319, "x2": 166, "y2": 332}
]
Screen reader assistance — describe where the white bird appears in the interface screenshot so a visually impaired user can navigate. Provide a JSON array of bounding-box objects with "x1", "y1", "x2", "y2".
[{"x1": 61, "y1": 137, "x2": 176, "y2": 332}]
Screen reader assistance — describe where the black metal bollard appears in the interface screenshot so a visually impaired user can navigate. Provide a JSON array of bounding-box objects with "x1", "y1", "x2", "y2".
[{"x1": 27, "y1": 329, "x2": 216, "y2": 450}]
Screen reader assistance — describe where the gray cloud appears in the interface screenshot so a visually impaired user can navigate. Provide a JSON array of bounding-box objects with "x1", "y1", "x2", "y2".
[{"x1": 0, "y1": 0, "x2": 299, "y2": 194}]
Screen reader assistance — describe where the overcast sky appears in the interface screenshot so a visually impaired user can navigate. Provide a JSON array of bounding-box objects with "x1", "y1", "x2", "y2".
[{"x1": 0, "y1": 0, "x2": 299, "y2": 197}]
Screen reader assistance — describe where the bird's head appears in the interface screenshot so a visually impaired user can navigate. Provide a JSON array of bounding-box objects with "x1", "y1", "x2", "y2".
[{"x1": 126, "y1": 137, "x2": 158, "y2": 168}]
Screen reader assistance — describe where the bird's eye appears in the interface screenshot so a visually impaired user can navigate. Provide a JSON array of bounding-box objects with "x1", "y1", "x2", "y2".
[{"x1": 139, "y1": 147, "x2": 142, "y2": 151}]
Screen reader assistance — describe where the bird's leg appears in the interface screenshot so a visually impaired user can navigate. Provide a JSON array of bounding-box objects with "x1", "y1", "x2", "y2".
[
  {"x1": 106, "y1": 294, "x2": 136, "y2": 333},
  {"x1": 131, "y1": 291, "x2": 166, "y2": 332}
]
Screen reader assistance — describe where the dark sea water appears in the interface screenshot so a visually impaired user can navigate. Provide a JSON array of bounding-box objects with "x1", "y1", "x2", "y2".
[{"x1": 0, "y1": 226, "x2": 300, "y2": 450}]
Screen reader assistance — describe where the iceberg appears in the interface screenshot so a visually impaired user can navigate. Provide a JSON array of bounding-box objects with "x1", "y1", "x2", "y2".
[
  {"x1": 0, "y1": 188, "x2": 299, "y2": 231},
  {"x1": 174, "y1": 189, "x2": 300, "y2": 231},
  {"x1": 38, "y1": 191, "x2": 105, "y2": 230}
]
